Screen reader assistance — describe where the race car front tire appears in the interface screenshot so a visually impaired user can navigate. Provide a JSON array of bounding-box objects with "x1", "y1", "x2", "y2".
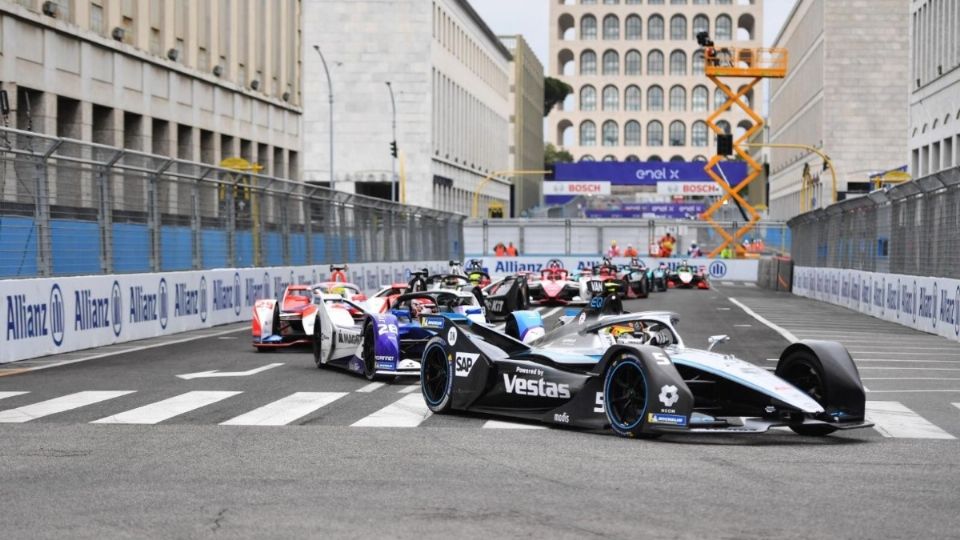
[
  {"x1": 776, "y1": 349, "x2": 838, "y2": 436},
  {"x1": 421, "y1": 340, "x2": 453, "y2": 413},
  {"x1": 312, "y1": 313, "x2": 324, "y2": 368},
  {"x1": 603, "y1": 354, "x2": 659, "y2": 439},
  {"x1": 362, "y1": 323, "x2": 385, "y2": 381},
  {"x1": 257, "y1": 305, "x2": 281, "y2": 353}
]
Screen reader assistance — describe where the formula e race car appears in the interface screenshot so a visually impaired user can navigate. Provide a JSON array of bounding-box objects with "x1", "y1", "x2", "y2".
[
  {"x1": 419, "y1": 299, "x2": 871, "y2": 438},
  {"x1": 618, "y1": 258, "x2": 650, "y2": 299},
  {"x1": 481, "y1": 273, "x2": 531, "y2": 321},
  {"x1": 648, "y1": 262, "x2": 669, "y2": 292},
  {"x1": 464, "y1": 259, "x2": 492, "y2": 287},
  {"x1": 527, "y1": 259, "x2": 599, "y2": 305},
  {"x1": 667, "y1": 261, "x2": 710, "y2": 289},
  {"x1": 252, "y1": 284, "x2": 319, "y2": 351}
]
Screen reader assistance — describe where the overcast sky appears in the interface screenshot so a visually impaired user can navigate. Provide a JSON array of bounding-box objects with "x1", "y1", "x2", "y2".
[{"x1": 471, "y1": 0, "x2": 798, "y2": 70}]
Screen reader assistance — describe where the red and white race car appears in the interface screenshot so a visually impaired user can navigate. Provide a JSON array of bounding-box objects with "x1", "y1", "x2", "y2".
[
  {"x1": 252, "y1": 284, "x2": 318, "y2": 351},
  {"x1": 527, "y1": 259, "x2": 598, "y2": 305},
  {"x1": 366, "y1": 283, "x2": 410, "y2": 313},
  {"x1": 312, "y1": 281, "x2": 367, "y2": 314}
]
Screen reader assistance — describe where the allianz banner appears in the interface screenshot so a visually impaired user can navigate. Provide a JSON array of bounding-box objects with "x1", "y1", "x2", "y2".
[
  {"x1": 793, "y1": 266, "x2": 960, "y2": 343},
  {"x1": 469, "y1": 256, "x2": 759, "y2": 282},
  {"x1": 0, "y1": 261, "x2": 450, "y2": 364}
]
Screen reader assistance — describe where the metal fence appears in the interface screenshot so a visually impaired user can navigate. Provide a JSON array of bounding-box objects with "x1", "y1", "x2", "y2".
[
  {"x1": 464, "y1": 218, "x2": 790, "y2": 257},
  {"x1": 788, "y1": 166, "x2": 960, "y2": 279},
  {"x1": 0, "y1": 126, "x2": 464, "y2": 278}
]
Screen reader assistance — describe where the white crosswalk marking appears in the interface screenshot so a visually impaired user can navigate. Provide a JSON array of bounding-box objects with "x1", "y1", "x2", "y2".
[
  {"x1": 482, "y1": 420, "x2": 547, "y2": 429},
  {"x1": 351, "y1": 394, "x2": 431, "y2": 427},
  {"x1": 397, "y1": 385, "x2": 421, "y2": 394},
  {"x1": 865, "y1": 401, "x2": 956, "y2": 439},
  {"x1": 220, "y1": 392, "x2": 347, "y2": 426},
  {"x1": 355, "y1": 382, "x2": 385, "y2": 393},
  {"x1": 92, "y1": 391, "x2": 241, "y2": 424},
  {"x1": 0, "y1": 391, "x2": 135, "y2": 423},
  {"x1": 0, "y1": 391, "x2": 29, "y2": 401}
]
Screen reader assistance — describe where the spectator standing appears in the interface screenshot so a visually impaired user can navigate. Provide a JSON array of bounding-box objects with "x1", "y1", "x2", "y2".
[
  {"x1": 623, "y1": 244, "x2": 639, "y2": 257},
  {"x1": 494, "y1": 242, "x2": 506, "y2": 257},
  {"x1": 607, "y1": 241, "x2": 621, "y2": 257},
  {"x1": 506, "y1": 242, "x2": 518, "y2": 256}
]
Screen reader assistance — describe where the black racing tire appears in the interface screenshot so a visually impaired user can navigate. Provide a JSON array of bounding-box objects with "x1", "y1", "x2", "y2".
[
  {"x1": 603, "y1": 354, "x2": 658, "y2": 439},
  {"x1": 362, "y1": 323, "x2": 383, "y2": 381},
  {"x1": 777, "y1": 350, "x2": 838, "y2": 436},
  {"x1": 421, "y1": 342, "x2": 453, "y2": 413},
  {"x1": 312, "y1": 312, "x2": 324, "y2": 368}
]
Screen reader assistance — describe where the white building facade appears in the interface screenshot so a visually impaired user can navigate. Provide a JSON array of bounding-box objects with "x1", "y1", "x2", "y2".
[
  {"x1": 302, "y1": 0, "x2": 511, "y2": 215},
  {"x1": 547, "y1": 0, "x2": 763, "y2": 163},
  {"x1": 909, "y1": 0, "x2": 960, "y2": 177},
  {"x1": 767, "y1": 0, "x2": 910, "y2": 220}
]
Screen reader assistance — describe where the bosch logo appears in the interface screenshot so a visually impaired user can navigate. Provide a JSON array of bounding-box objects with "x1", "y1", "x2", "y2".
[
  {"x1": 49, "y1": 284, "x2": 65, "y2": 346},
  {"x1": 709, "y1": 261, "x2": 727, "y2": 279},
  {"x1": 111, "y1": 281, "x2": 123, "y2": 337},
  {"x1": 158, "y1": 278, "x2": 169, "y2": 329},
  {"x1": 199, "y1": 276, "x2": 209, "y2": 323}
]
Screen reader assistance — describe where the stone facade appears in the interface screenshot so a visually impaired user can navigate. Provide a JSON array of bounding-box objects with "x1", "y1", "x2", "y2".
[
  {"x1": 501, "y1": 35, "x2": 545, "y2": 217},
  {"x1": 302, "y1": 0, "x2": 511, "y2": 215},
  {"x1": 768, "y1": 0, "x2": 910, "y2": 220}
]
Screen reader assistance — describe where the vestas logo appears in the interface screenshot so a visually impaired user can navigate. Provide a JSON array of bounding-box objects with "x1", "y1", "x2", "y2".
[
  {"x1": 5, "y1": 284, "x2": 65, "y2": 345},
  {"x1": 158, "y1": 278, "x2": 169, "y2": 329},
  {"x1": 111, "y1": 281, "x2": 123, "y2": 336},
  {"x1": 709, "y1": 261, "x2": 727, "y2": 278}
]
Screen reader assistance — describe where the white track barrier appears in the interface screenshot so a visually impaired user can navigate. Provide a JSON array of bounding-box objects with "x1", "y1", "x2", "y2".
[
  {"x1": 466, "y1": 256, "x2": 759, "y2": 282},
  {"x1": 1, "y1": 261, "x2": 451, "y2": 364},
  {"x1": 793, "y1": 266, "x2": 960, "y2": 343}
]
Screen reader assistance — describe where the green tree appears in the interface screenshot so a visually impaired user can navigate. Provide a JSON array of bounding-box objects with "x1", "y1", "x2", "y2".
[
  {"x1": 544, "y1": 77, "x2": 573, "y2": 117},
  {"x1": 544, "y1": 143, "x2": 574, "y2": 165}
]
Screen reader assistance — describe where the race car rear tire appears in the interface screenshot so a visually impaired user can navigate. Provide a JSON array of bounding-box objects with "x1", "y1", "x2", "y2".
[
  {"x1": 421, "y1": 341, "x2": 453, "y2": 413},
  {"x1": 312, "y1": 313, "x2": 325, "y2": 368},
  {"x1": 777, "y1": 350, "x2": 838, "y2": 436},
  {"x1": 603, "y1": 354, "x2": 659, "y2": 439},
  {"x1": 362, "y1": 323, "x2": 385, "y2": 381}
]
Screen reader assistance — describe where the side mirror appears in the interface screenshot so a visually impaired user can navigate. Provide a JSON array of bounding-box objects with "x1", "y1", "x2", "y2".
[{"x1": 707, "y1": 334, "x2": 730, "y2": 352}]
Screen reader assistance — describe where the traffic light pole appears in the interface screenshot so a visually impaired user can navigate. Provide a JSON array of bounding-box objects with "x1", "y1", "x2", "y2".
[{"x1": 386, "y1": 81, "x2": 397, "y2": 202}]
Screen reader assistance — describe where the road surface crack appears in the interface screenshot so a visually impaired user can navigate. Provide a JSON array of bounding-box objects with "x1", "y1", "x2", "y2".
[{"x1": 210, "y1": 508, "x2": 228, "y2": 532}]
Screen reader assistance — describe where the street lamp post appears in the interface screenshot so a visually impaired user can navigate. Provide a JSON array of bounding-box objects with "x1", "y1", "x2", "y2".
[
  {"x1": 386, "y1": 81, "x2": 397, "y2": 202},
  {"x1": 312, "y1": 45, "x2": 335, "y2": 190}
]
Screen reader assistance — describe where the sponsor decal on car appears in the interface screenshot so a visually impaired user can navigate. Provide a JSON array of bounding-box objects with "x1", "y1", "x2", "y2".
[
  {"x1": 658, "y1": 385, "x2": 679, "y2": 407},
  {"x1": 455, "y1": 352, "x2": 480, "y2": 377},
  {"x1": 447, "y1": 327, "x2": 458, "y2": 345},
  {"x1": 647, "y1": 413, "x2": 687, "y2": 426},
  {"x1": 421, "y1": 316, "x2": 445, "y2": 329},
  {"x1": 337, "y1": 330, "x2": 362, "y2": 346},
  {"x1": 503, "y1": 374, "x2": 571, "y2": 398},
  {"x1": 489, "y1": 299, "x2": 504, "y2": 312},
  {"x1": 553, "y1": 412, "x2": 570, "y2": 424}
]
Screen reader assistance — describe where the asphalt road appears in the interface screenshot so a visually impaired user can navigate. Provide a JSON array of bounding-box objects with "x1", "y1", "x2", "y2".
[{"x1": 1, "y1": 283, "x2": 958, "y2": 539}]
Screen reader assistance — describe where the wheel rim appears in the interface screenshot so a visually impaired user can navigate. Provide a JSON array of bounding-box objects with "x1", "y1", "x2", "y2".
[
  {"x1": 784, "y1": 362, "x2": 825, "y2": 404},
  {"x1": 606, "y1": 359, "x2": 647, "y2": 429},
  {"x1": 422, "y1": 346, "x2": 449, "y2": 406}
]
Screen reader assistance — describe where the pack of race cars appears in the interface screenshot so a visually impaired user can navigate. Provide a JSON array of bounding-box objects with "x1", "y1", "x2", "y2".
[{"x1": 249, "y1": 261, "x2": 872, "y2": 440}]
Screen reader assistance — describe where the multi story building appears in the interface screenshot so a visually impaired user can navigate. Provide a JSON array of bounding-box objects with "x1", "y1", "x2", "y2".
[
  {"x1": 547, "y1": 0, "x2": 763, "y2": 164},
  {"x1": 501, "y1": 35, "x2": 545, "y2": 217},
  {"x1": 767, "y1": 0, "x2": 910, "y2": 220},
  {"x1": 302, "y1": 0, "x2": 512, "y2": 215},
  {"x1": 909, "y1": 0, "x2": 960, "y2": 177},
  {"x1": 0, "y1": 0, "x2": 302, "y2": 181}
]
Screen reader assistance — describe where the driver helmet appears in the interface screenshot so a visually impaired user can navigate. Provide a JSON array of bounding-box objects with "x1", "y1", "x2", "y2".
[
  {"x1": 681, "y1": 259, "x2": 689, "y2": 267},
  {"x1": 690, "y1": 242, "x2": 698, "y2": 250}
]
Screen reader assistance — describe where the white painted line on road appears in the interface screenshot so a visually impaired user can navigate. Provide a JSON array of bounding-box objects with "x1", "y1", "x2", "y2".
[
  {"x1": 542, "y1": 307, "x2": 562, "y2": 319},
  {"x1": 717, "y1": 307, "x2": 731, "y2": 311},
  {"x1": 351, "y1": 394, "x2": 432, "y2": 427},
  {"x1": 721, "y1": 281, "x2": 734, "y2": 286},
  {"x1": 865, "y1": 390, "x2": 960, "y2": 393},
  {"x1": 862, "y1": 378, "x2": 960, "y2": 380},
  {"x1": 0, "y1": 326, "x2": 247, "y2": 376},
  {"x1": 0, "y1": 391, "x2": 135, "y2": 423},
  {"x1": 865, "y1": 401, "x2": 956, "y2": 439},
  {"x1": 848, "y1": 351, "x2": 960, "y2": 356},
  {"x1": 858, "y1": 367, "x2": 960, "y2": 371},
  {"x1": 743, "y1": 283, "x2": 756, "y2": 287},
  {"x1": 176, "y1": 363, "x2": 284, "y2": 380},
  {"x1": 728, "y1": 298, "x2": 797, "y2": 343},
  {"x1": 849, "y1": 359, "x2": 960, "y2": 364},
  {"x1": 734, "y1": 324, "x2": 752, "y2": 328},
  {"x1": 355, "y1": 382, "x2": 385, "y2": 393},
  {"x1": 397, "y1": 385, "x2": 421, "y2": 394},
  {"x1": 220, "y1": 392, "x2": 347, "y2": 426},
  {"x1": 483, "y1": 419, "x2": 547, "y2": 429},
  {"x1": 217, "y1": 337, "x2": 238, "y2": 340},
  {"x1": 92, "y1": 391, "x2": 241, "y2": 424},
  {"x1": 534, "y1": 306, "x2": 545, "y2": 313},
  {"x1": 0, "y1": 391, "x2": 28, "y2": 401},
  {"x1": 954, "y1": 403, "x2": 960, "y2": 413}
]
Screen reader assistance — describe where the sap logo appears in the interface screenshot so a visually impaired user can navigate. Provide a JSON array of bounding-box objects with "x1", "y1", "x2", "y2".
[
  {"x1": 244, "y1": 278, "x2": 267, "y2": 308},
  {"x1": 708, "y1": 261, "x2": 727, "y2": 279},
  {"x1": 176, "y1": 282, "x2": 203, "y2": 319},
  {"x1": 553, "y1": 412, "x2": 570, "y2": 424},
  {"x1": 129, "y1": 285, "x2": 159, "y2": 324},
  {"x1": 455, "y1": 352, "x2": 480, "y2": 377},
  {"x1": 918, "y1": 285, "x2": 936, "y2": 323},
  {"x1": 502, "y1": 374, "x2": 570, "y2": 399},
  {"x1": 5, "y1": 284, "x2": 66, "y2": 346},
  {"x1": 337, "y1": 331, "x2": 362, "y2": 346},
  {"x1": 74, "y1": 288, "x2": 111, "y2": 333},
  {"x1": 494, "y1": 261, "x2": 543, "y2": 274}
]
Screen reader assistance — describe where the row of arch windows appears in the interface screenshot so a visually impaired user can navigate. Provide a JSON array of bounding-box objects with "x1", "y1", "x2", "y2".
[
  {"x1": 575, "y1": 84, "x2": 752, "y2": 112},
  {"x1": 577, "y1": 155, "x2": 712, "y2": 164},
  {"x1": 560, "y1": 119, "x2": 749, "y2": 148},
  {"x1": 568, "y1": 49, "x2": 706, "y2": 76},
  {"x1": 564, "y1": 13, "x2": 750, "y2": 42}
]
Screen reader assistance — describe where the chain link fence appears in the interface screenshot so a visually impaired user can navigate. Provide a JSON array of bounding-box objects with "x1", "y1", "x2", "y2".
[
  {"x1": 0, "y1": 126, "x2": 464, "y2": 278},
  {"x1": 465, "y1": 218, "x2": 790, "y2": 257},
  {"x1": 788, "y1": 166, "x2": 960, "y2": 279}
]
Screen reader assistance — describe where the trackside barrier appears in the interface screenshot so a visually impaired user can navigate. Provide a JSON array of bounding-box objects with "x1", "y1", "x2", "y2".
[
  {"x1": 467, "y1": 256, "x2": 760, "y2": 282},
  {"x1": 757, "y1": 257, "x2": 793, "y2": 292},
  {"x1": 793, "y1": 266, "x2": 960, "y2": 343},
  {"x1": 0, "y1": 261, "x2": 450, "y2": 364}
]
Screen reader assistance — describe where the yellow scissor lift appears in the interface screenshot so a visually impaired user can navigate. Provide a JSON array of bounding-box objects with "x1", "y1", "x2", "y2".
[{"x1": 701, "y1": 47, "x2": 787, "y2": 257}]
